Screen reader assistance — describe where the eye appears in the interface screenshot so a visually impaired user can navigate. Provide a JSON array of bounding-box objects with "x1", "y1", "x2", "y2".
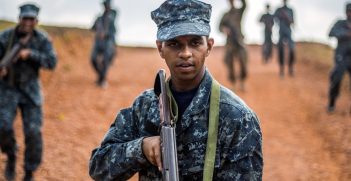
[
  {"x1": 166, "y1": 41, "x2": 178, "y2": 47},
  {"x1": 191, "y1": 40, "x2": 203, "y2": 47}
]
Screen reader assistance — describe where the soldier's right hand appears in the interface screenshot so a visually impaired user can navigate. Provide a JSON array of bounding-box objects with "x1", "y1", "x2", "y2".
[
  {"x1": 142, "y1": 136, "x2": 162, "y2": 171},
  {"x1": 0, "y1": 68, "x2": 7, "y2": 77}
]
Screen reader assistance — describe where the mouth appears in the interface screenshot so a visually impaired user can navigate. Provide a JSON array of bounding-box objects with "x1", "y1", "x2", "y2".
[
  {"x1": 176, "y1": 61, "x2": 194, "y2": 68},
  {"x1": 175, "y1": 61, "x2": 194, "y2": 73}
]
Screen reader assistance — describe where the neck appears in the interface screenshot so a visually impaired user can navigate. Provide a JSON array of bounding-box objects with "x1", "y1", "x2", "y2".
[{"x1": 171, "y1": 68, "x2": 205, "y2": 92}]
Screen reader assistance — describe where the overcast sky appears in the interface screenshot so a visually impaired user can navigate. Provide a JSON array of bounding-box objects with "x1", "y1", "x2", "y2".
[{"x1": 0, "y1": 0, "x2": 349, "y2": 47}]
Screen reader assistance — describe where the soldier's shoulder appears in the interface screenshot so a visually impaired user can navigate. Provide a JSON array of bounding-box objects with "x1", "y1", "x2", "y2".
[
  {"x1": 133, "y1": 89, "x2": 158, "y2": 106},
  {"x1": 34, "y1": 28, "x2": 53, "y2": 42},
  {"x1": 219, "y1": 86, "x2": 253, "y2": 116},
  {"x1": 0, "y1": 27, "x2": 15, "y2": 37}
]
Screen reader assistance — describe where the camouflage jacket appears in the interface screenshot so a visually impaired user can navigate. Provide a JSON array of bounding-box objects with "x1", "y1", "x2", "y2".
[
  {"x1": 274, "y1": 5, "x2": 294, "y2": 37},
  {"x1": 89, "y1": 70, "x2": 263, "y2": 181},
  {"x1": 92, "y1": 9, "x2": 117, "y2": 42},
  {"x1": 0, "y1": 27, "x2": 57, "y2": 106},
  {"x1": 329, "y1": 20, "x2": 351, "y2": 54}
]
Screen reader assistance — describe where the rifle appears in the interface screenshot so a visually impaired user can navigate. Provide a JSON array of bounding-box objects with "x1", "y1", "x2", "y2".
[
  {"x1": 154, "y1": 69, "x2": 179, "y2": 181},
  {"x1": 0, "y1": 33, "x2": 32, "y2": 68}
]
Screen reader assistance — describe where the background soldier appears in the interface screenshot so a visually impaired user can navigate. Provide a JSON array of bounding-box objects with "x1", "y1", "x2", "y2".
[
  {"x1": 91, "y1": 0, "x2": 117, "y2": 88},
  {"x1": 259, "y1": 4, "x2": 274, "y2": 63},
  {"x1": 327, "y1": 3, "x2": 351, "y2": 112},
  {"x1": 219, "y1": 0, "x2": 248, "y2": 90},
  {"x1": 89, "y1": 0, "x2": 263, "y2": 180},
  {"x1": 274, "y1": 0, "x2": 295, "y2": 77},
  {"x1": 0, "y1": 3, "x2": 57, "y2": 181}
]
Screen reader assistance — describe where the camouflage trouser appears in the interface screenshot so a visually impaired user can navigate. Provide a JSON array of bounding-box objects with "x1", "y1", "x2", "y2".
[
  {"x1": 91, "y1": 38, "x2": 116, "y2": 84},
  {"x1": 277, "y1": 34, "x2": 295, "y2": 74},
  {"x1": 0, "y1": 85, "x2": 43, "y2": 171},
  {"x1": 262, "y1": 31, "x2": 273, "y2": 63},
  {"x1": 224, "y1": 42, "x2": 248, "y2": 83},
  {"x1": 328, "y1": 52, "x2": 351, "y2": 107}
]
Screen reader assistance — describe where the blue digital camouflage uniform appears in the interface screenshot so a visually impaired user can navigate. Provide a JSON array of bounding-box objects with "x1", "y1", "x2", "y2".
[
  {"x1": 0, "y1": 27, "x2": 57, "y2": 171},
  {"x1": 274, "y1": 4, "x2": 295, "y2": 76},
  {"x1": 219, "y1": 0, "x2": 248, "y2": 84},
  {"x1": 89, "y1": 70, "x2": 263, "y2": 181},
  {"x1": 328, "y1": 19, "x2": 351, "y2": 109},
  {"x1": 91, "y1": 5, "x2": 117, "y2": 86},
  {"x1": 259, "y1": 12, "x2": 274, "y2": 63}
]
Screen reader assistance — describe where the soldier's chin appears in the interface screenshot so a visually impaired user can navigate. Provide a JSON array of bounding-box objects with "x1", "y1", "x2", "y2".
[{"x1": 19, "y1": 27, "x2": 34, "y2": 34}]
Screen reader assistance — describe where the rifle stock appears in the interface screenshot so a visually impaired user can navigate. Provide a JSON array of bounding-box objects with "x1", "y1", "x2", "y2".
[{"x1": 154, "y1": 69, "x2": 179, "y2": 181}]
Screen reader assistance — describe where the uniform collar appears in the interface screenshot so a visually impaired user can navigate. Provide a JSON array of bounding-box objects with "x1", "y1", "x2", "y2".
[{"x1": 182, "y1": 69, "x2": 213, "y2": 119}]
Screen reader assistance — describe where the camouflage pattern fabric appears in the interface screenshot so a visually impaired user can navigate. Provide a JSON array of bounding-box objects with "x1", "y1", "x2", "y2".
[
  {"x1": 0, "y1": 27, "x2": 56, "y2": 171},
  {"x1": 89, "y1": 70, "x2": 263, "y2": 181},
  {"x1": 328, "y1": 20, "x2": 351, "y2": 106},
  {"x1": 151, "y1": 0, "x2": 211, "y2": 41}
]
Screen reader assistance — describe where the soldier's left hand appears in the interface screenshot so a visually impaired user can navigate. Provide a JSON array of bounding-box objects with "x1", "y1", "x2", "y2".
[{"x1": 19, "y1": 49, "x2": 31, "y2": 60}]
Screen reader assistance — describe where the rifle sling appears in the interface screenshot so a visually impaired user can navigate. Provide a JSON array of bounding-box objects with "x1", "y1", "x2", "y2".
[
  {"x1": 203, "y1": 79, "x2": 220, "y2": 181},
  {"x1": 6, "y1": 29, "x2": 15, "y2": 54},
  {"x1": 1, "y1": 29, "x2": 15, "y2": 85}
]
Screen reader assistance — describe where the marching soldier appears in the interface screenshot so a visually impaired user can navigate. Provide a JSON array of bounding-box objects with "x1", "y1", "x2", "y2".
[
  {"x1": 0, "y1": 3, "x2": 57, "y2": 181},
  {"x1": 91, "y1": 0, "x2": 118, "y2": 88},
  {"x1": 327, "y1": 3, "x2": 351, "y2": 112},
  {"x1": 219, "y1": 0, "x2": 248, "y2": 90}
]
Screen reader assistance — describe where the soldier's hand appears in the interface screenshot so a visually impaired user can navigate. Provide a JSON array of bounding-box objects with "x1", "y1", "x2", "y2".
[
  {"x1": 142, "y1": 136, "x2": 162, "y2": 171},
  {"x1": 0, "y1": 68, "x2": 7, "y2": 77},
  {"x1": 19, "y1": 49, "x2": 31, "y2": 60}
]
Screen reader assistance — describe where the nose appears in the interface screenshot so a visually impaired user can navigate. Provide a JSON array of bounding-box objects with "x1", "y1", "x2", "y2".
[{"x1": 178, "y1": 45, "x2": 192, "y2": 60}]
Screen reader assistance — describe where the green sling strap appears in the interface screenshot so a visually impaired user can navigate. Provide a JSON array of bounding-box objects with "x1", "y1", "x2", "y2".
[{"x1": 203, "y1": 79, "x2": 220, "y2": 181}]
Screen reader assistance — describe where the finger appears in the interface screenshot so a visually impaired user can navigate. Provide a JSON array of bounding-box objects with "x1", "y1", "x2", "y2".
[{"x1": 154, "y1": 145, "x2": 162, "y2": 171}]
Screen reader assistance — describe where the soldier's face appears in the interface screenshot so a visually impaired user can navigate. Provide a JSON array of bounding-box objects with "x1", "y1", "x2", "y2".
[
  {"x1": 18, "y1": 17, "x2": 38, "y2": 33},
  {"x1": 156, "y1": 35, "x2": 214, "y2": 87}
]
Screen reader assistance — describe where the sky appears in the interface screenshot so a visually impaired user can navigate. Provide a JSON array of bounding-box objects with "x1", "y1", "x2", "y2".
[{"x1": 0, "y1": 0, "x2": 349, "y2": 47}]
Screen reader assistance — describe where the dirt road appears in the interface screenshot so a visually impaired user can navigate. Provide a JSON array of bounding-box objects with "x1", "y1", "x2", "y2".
[{"x1": 0, "y1": 29, "x2": 350, "y2": 180}]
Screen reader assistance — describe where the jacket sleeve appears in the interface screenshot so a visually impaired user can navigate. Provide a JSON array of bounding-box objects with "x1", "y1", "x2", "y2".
[
  {"x1": 29, "y1": 35, "x2": 57, "y2": 70},
  {"x1": 218, "y1": 111, "x2": 263, "y2": 180},
  {"x1": 0, "y1": 29, "x2": 12, "y2": 61},
  {"x1": 89, "y1": 99, "x2": 152, "y2": 180},
  {"x1": 329, "y1": 20, "x2": 350, "y2": 40}
]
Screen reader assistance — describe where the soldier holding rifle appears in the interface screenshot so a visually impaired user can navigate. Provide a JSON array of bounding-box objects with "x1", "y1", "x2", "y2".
[
  {"x1": 89, "y1": 0, "x2": 263, "y2": 180},
  {"x1": 0, "y1": 3, "x2": 57, "y2": 181}
]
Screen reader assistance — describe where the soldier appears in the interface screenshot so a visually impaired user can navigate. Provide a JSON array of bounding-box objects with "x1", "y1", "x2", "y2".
[
  {"x1": 274, "y1": 0, "x2": 295, "y2": 77},
  {"x1": 0, "y1": 3, "x2": 57, "y2": 181},
  {"x1": 89, "y1": 0, "x2": 263, "y2": 180},
  {"x1": 327, "y1": 3, "x2": 351, "y2": 112},
  {"x1": 259, "y1": 4, "x2": 274, "y2": 63},
  {"x1": 91, "y1": 0, "x2": 117, "y2": 88},
  {"x1": 219, "y1": 0, "x2": 248, "y2": 90}
]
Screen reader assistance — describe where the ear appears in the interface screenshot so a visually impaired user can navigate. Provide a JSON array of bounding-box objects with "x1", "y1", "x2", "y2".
[
  {"x1": 205, "y1": 38, "x2": 214, "y2": 57},
  {"x1": 156, "y1": 40, "x2": 164, "y2": 58}
]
